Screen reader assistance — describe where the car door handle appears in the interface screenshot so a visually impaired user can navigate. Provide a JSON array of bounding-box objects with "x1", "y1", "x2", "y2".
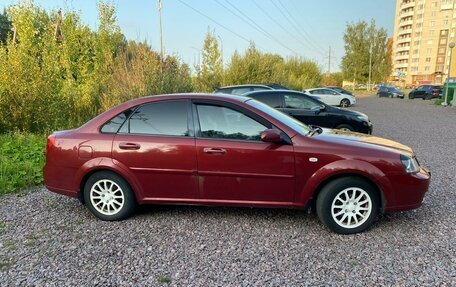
[
  {"x1": 119, "y1": 142, "x2": 141, "y2": 150},
  {"x1": 203, "y1": 148, "x2": 226, "y2": 155}
]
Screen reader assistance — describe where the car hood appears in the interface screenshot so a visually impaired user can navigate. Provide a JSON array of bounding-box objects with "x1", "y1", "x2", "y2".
[
  {"x1": 326, "y1": 106, "x2": 368, "y2": 118},
  {"x1": 313, "y1": 128, "x2": 413, "y2": 156}
]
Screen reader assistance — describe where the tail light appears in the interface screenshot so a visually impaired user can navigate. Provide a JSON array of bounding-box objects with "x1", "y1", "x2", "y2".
[{"x1": 46, "y1": 134, "x2": 56, "y2": 156}]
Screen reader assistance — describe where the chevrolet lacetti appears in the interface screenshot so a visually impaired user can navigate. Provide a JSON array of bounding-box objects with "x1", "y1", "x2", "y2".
[{"x1": 44, "y1": 94, "x2": 430, "y2": 234}]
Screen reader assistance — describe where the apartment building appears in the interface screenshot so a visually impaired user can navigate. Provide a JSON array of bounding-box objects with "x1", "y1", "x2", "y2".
[{"x1": 392, "y1": 0, "x2": 456, "y2": 86}]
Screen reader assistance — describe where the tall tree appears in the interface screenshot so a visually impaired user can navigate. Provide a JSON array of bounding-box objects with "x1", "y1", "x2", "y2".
[
  {"x1": 341, "y1": 20, "x2": 391, "y2": 85},
  {"x1": 193, "y1": 29, "x2": 223, "y2": 92}
]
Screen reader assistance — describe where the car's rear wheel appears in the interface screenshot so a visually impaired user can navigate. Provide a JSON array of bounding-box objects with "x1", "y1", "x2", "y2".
[
  {"x1": 340, "y1": 99, "x2": 351, "y2": 107},
  {"x1": 83, "y1": 171, "x2": 136, "y2": 221},
  {"x1": 335, "y1": 124, "x2": 354, "y2": 132},
  {"x1": 316, "y1": 177, "x2": 379, "y2": 234},
  {"x1": 409, "y1": 94, "x2": 414, "y2": 99}
]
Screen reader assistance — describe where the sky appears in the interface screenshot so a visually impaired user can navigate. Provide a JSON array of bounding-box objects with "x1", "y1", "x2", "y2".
[{"x1": 0, "y1": 0, "x2": 396, "y2": 72}]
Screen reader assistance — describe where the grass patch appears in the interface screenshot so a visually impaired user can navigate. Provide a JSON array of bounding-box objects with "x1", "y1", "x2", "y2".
[
  {"x1": 0, "y1": 221, "x2": 5, "y2": 232},
  {"x1": 0, "y1": 133, "x2": 46, "y2": 195},
  {"x1": 0, "y1": 255, "x2": 13, "y2": 271},
  {"x1": 3, "y1": 239, "x2": 17, "y2": 250},
  {"x1": 158, "y1": 275, "x2": 171, "y2": 284}
]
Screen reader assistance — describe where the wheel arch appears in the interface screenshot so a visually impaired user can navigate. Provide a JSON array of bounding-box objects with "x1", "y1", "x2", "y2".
[
  {"x1": 299, "y1": 160, "x2": 392, "y2": 212},
  {"x1": 310, "y1": 173, "x2": 386, "y2": 213},
  {"x1": 76, "y1": 158, "x2": 144, "y2": 204}
]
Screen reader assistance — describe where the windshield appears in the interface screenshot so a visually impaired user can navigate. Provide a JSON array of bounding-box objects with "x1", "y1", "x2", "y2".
[{"x1": 245, "y1": 99, "x2": 312, "y2": 136}]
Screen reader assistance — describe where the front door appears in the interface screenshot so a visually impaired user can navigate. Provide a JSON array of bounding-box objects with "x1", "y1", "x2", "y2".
[
  {"x1": 279, "y1": 92, "x2": 324, "y2": 127},
  {"x1": 193, "y1": 101, "x2": 295, "y2": 204},
  {"x1": 112, "y1": 100, "x2": 198, "y2": 200}
]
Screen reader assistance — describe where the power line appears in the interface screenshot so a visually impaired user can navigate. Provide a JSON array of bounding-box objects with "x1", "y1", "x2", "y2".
[
  {"x1": 250, "y1": 0, "x2": 318, "y2": 56},
  {"x1": 269, "y1": 0, "x2": 326, "y2": 57},
  {"x1": 276, "y1": 0, "x2": 328, "y2": 53},
  {"x1": 213, "y1": 0, "x2": 299, "y2": 55},
  {"x1": 176, "y1": 0, "x2": 266, "y2": 50}
]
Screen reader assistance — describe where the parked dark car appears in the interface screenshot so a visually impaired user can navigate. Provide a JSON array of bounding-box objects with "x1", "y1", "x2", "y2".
[
  {"x1": 44, "y1": 93, "x2": 430, "y2": 234},
  {"x1": 244, "y1": 90, "x2": 372, "y2": 134},
  {"x1": 325, "y1": 86, "x2": 354, "y2": 96},
  {"x1": 377, "y1": 86, "x2": 405, "y2": 98},
  {"x1": 408, "y1": 85, "x2": 442, "y2": 99},
  {"x1": 214, "y1": 84, "x2": 289, "y2": 95}
]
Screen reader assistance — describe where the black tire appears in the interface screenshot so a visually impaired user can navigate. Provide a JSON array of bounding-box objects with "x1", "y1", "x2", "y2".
[
  {"x1": 335, "y1": 124, "x2": 354, "y2": 132},
  {"x1": 409, "y1": 94, "x2": 414, "y2": 99},
  {"x1": 340, "y1": 99, "x2": 351, "y2": 107},
  {"x1": 83, "y1": 171, "x2": 136, "y2": 221},
  {"x1": 316, "y1": 177, "x2": 380, "y2": 234}
]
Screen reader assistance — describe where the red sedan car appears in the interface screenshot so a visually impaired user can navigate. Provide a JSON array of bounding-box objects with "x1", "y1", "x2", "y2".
[{"x1": 44, "y1": 94, "x2": 430, "y2": 234}]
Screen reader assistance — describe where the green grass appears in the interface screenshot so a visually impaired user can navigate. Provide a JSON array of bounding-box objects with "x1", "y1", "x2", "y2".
[
  {"x1": 0, "y1": 133, "x2": 46, "y2": 195},
  {"x1": 158, "y1": 275, "x2": 171, "y2": 284}
]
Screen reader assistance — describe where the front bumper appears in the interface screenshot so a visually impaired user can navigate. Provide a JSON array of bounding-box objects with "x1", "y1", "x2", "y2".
[{"x1": 384, "y1": 167, "x2": 431, "y2": 212}]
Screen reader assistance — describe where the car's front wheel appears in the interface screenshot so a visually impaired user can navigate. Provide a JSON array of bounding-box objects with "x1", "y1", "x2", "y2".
[
  {"x1": 83, "y1": 171, "x2": 136, "y2": 221},
  {"x1": 340, "y1": 99, "x2": 351, "y2": 107},
  {"x1": 316, "y1": 177, "x2": 379, "y2": 234},
  {"x1": 335, "y1": 124, "x2": 354, "y2": 132}
]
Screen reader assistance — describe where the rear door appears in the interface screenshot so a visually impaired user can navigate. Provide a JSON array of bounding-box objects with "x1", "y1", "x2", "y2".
[
  {"x1": 112, "y1": 100, "x2": 199, "y2": 200},
  {"x1": 193, "y1": 100, "x2": 295, "y2": 203}
]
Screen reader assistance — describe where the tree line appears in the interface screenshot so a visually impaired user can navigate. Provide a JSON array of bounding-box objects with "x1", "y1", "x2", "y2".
[{"x1": 0, "y1": 1, "x2": 391, "y2": 133}]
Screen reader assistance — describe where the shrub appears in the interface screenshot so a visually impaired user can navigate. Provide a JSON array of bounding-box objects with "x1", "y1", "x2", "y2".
[{"x1": 0, "y1": 133, "x2": 45, "y2": 195}]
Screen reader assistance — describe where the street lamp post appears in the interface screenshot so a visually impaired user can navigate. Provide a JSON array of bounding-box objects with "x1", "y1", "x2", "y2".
[{"x1": 443, "y1": 42, "x2": 455, "y2": 106}]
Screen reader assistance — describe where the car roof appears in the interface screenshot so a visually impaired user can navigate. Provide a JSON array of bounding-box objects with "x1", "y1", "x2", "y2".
[
  {"x1": 214, "y1": 83, "x2": 289, "y2": 90},
  {"x1": 244, "y1": 89, "x2": 303, "y2": 96},
  {"x1": 79, "y1": 93, "x2": 253, "y2": 133},
  {"x1": 215, "y1": 84, "x2": 273, "y2": 90}
]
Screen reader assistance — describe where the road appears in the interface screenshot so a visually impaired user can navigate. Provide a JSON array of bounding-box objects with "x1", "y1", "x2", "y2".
[{"x1": 0, "y1": 96, "x2": 455, "y2": 286}]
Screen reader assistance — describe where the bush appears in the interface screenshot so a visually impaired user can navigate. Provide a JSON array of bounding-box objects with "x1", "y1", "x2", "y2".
[{"x1": 0, "y1": 133, "x2": 45, "y2": 195}]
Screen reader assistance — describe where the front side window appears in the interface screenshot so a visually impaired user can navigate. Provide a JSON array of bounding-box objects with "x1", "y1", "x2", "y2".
[
  {"x1": 284, "y1": 94, "x2": 320, "y2": 110},
  {"x1": 196, "y1": 105, "x2": 267, "y2": 141},
  {"x1": 124, "y1": 101, "x2": 189, "y2": 136}
]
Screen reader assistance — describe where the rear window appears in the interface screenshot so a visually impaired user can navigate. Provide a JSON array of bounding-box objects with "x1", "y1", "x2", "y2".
[
  {"x1": 250, "y1": 93, "x2": 282, "y2": 108},
  {"x1": 121, "y1": 101, "x2": 189, "y2": 136}
]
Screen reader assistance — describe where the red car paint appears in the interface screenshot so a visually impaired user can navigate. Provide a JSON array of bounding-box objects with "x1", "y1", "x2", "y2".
[{"x1": 44, "y1": 94, "x2": 430, "y2": 212}]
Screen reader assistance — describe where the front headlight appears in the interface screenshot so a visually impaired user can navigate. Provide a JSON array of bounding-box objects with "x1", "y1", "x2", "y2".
[{"x1": 400, "y1": 155, "x2": 420, "y2": 173}]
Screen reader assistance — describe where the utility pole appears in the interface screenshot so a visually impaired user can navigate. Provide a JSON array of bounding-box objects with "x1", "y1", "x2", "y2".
[
  {"x1": 158, "y1": 0, "x2": 164, "y2": 59},
  {"x1": 327, "y1": 46, "x2": 331, "y2": 77},
  {"x1": 368, "y1": 43, "x2": 373, "y2": 91}
]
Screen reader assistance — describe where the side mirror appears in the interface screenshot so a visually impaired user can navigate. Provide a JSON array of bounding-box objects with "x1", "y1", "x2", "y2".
[
  {"x1": 261, "y1": 129, "x2": 283, "y2": 144},
  {"x1": 319, "y1": 104, "x2": 326, "y2": 110}
]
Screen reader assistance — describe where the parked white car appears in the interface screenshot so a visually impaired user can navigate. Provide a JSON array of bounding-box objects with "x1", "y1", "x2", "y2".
[{"x1": 303, "y1": 88, "x2": 356, "y2": 107}]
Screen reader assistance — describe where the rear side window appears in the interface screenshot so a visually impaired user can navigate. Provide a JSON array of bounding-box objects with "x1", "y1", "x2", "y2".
[
  {"x1": 123, "y1": 101, "x2": 189, "y2": 136},
  {"x1": 231, "y1": 87, "x2": 252, "y2": 95},
  {"x1": 250, "y1": 93, "x2": 282, "y2": 108},
  {"x1": 101, "y1": 108, "x2": 135, "y2": 134}
]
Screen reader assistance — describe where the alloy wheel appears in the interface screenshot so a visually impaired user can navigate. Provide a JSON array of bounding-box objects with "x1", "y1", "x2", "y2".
[
  {"x1": 90, "y1": 179, "x2": 125, "y2": 216},
  {"x1": 331, "y1": 187, "x2": 372, "y2": 229}
]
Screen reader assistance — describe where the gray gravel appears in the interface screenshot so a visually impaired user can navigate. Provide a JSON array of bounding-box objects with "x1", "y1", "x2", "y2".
[{"x1": 1, "y1": 96, "x2": 455, "y2": 286}]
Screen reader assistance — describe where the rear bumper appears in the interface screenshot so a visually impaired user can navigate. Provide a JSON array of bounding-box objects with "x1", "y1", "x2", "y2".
[
  {"x1": 45, "y1": 184, "x2": 78, "y2": 198},
  {"x1": 384, "y1": 167, "x2": 430, "y2": 213}
]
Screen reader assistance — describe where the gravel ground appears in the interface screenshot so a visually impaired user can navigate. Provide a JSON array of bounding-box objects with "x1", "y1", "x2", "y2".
[{"x1": 1, "y1": 96, "x2": 455, "y2": 286}]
